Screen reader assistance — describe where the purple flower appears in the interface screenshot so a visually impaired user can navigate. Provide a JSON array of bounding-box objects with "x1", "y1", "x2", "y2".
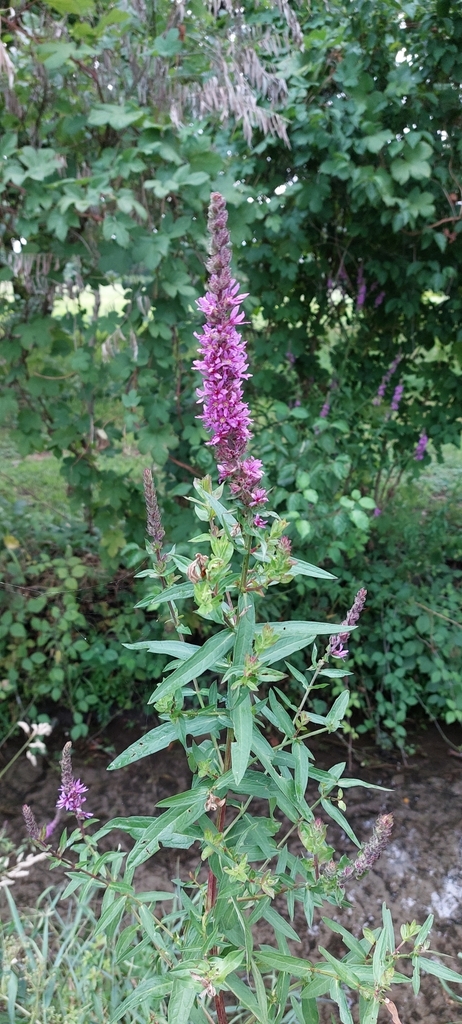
[
  {"x1": 329, "y1": 587, "x2": 367, "y2": 660},
  {"x1": 343, "y1": 814, "x2": 394, "y2": 880},
  {"x1": 414, "y1": 433, "x2": 428, "y2": 461},
  {"x1": 372, "y1": 354, "x2": 402, "y2": 406},
  {"x1": 143, "y1": 468, "x2": 165, "y2": 550},
  {"x1": 254, "y1": 514, "x2": 268, "y2": 528},
  {"x1": 390, "y1": 382, "x2": 404, "y2": 412},
  {"x1": 373, "y1": 507, "x2": 382, "y2": 517},
  {"x1": 374, "y1": 290, "x2": 385, "y2": 307},
  {"x1": 194, "y1": 193, "x2": 267, "y2": 509},
  {"x1": 285, "y1": 351, "x2": 296, "y2": 365},
  {"x1": 319, "y1": 401, "x2": 330, "y2": 419},
  {"x1": 356, "y1": 266, "x2": 367, "y2": 309},
  {"x1": 56, "y1": 742, "x2": 92, "y2": 820}
]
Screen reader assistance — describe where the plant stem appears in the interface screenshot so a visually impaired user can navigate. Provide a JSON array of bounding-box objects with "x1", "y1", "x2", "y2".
[{"x1": 239, "y1": 532, "x2": 253, "y2": 592}]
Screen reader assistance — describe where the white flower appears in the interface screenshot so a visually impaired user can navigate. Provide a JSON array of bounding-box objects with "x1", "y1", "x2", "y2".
[
  {"x1": 29, "y1": 738, "x2": 47, "y2": 756},
  {"x1": 26, "y1": 751, "x2": 37, "y2": 767},
  {"x1": 33, "y1": 723, "x2": 52, "y2": 737},
  {"x1": 17, "y1": 721, "x2": 30, "y2": 735}
]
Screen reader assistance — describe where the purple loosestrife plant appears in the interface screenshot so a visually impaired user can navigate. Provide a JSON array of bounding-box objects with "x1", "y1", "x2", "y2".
[
  {"x1": 22, "y1": 193, "x2": 460, "y2": 1024},
  {"x1": 356, "y1": 265, "x2": 367, "y2": 309},
  {"x1": 194, "y1": 192, "x2": 268, "y2": 513},
  {"x1": 329, "y1": 587, "x2": 368, "y2": 659},
  {"x1": 414, "y1": 433, "x2": 429, "y2": 461},
  {"x1": 372, "y1": 353, "x2": 402, "y2": 405},
  {"x1": 390, "y1": 382, "x2": 404, "y2": 413}
]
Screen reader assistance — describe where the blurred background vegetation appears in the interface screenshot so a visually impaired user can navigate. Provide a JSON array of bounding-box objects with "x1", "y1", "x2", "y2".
[{"x1": 0, "y1": 0, "x2": 461, "y2": 749}]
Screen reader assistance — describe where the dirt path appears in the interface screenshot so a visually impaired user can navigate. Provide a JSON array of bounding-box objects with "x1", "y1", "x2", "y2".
[{"x1": 2, "y1": 723, "x2": 462, "y2": 1024}]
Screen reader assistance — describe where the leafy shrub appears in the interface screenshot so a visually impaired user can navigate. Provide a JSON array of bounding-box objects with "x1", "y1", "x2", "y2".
[{"x1": 0, "y1": 501, "x2": 164, "y2": 739}]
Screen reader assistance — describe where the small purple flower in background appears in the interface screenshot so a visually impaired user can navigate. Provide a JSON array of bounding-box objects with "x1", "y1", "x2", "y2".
[
  {"x1": 143, "y1": 468, "x2": 165, "y2": 551},
  {"x1": 390, "y1": 382, "x2": 404, "y2": 412},
  {"x1": 56, "y1": 742, "x2": 92, "y2": 820},
  {"x1": 319, "y1": 400, "x2": 330, "y2": 419},
  {"x1": 285, "y1": 351, "x2": 296, "y2": 366},
  {"x1": 329, "y1": 587, "x2": 367, "y2": 660},
  {"x1": 373, "y1": 507, "x2": 382, "y2": 517},
  {"x1": 372, "y1": 353, "x2": 402, "y2": 406},
  {"x1": 194, "y1": 193, "x2": 267, "y2": 511},
  {"x1": 414, "y1": 433, "x2": 428, "y2": 461},
  {"x1": 356, "y1": 266, "x2": 367, "y2": 309},
  {"x1": 374, "y1": 290, "x2": 385, "y2": 308}
]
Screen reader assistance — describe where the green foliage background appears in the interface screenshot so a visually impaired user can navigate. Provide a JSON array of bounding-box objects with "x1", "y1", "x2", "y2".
[{"x1": 0, "y1": 0, "x2": 461, "y2": 744}]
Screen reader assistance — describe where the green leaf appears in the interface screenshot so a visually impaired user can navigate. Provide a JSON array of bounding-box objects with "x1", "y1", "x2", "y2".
[
  {"x1": 123, "y1": 640, "x2": 199, "y2": 658},
  {"x1": 364, "y1": 130, "x2": 393, "y2": 153},
  {"x1": 326, "y1": 690, "x2": 350, "y2": 730},
  {"x1": 300, "y1": 996, "x2": 319, "y2": 1024},
  {"x1": 414, "y1": 914, "x2": 433, "y2": 948},
  {"x1": 88, "y1": 104, "x2": 144, "y2": 130},
  {"x1": 136, "y1": 582, "x2": 195, "y2": 609},
  {"x1": 293, "y1": 740, "x2": 310, "y2": 804},
  {"x1": 233, "y1": 594, "x2": 255, "y2": 666},
  {"x1": 318, "y1": 948, "x2": 362, "y2": 990},
  {"x1": 350, "y1": 508, "x2": 370, "y2": 531},
  {"x1": 94, "y1": 896, "x2": 126, "y2": 937},
  {"x1": 231, "y1": 693, "x2": 253, "y2": 786},
  {"x1": 258, "y1": 631, "x2": 316, "y2": 665},
  {"x1": 148, "y1": 630, "x2": 234, "y2": 704},
  {"x1": 329, "y1": 978, "x2": 354, "y2": 1024},
  {"x1": 153, "y1": 29, "x2": 183, "y2": 57},
  {"x1": 320, "y1": 799, "x2": 360, "y2": 847},
  {"x1": 289, "y1": 558, "x2": 337, "y2": 580},
  {"x1": 108, "y1": 713, "x2": 225, "y2": 769},
  {"x1": 372, "y1": 926, "x2": 388, "y2": 984},
  {"x1": 322, "y1": 918, "x2": 367, "y2": 960},
  {"x1": 418, "y1": 957, "x2": 462, "y2": 984},
  {"x1": 109, "y1": 977, "x2": 173, "y2": 1022},
  {"x1": 36, "y1": 42, "x2": 77, "y2": 69},
  {"x1": 168, "y1": 981, "x2": 196, "y2": 1024},
  {"x1": 358, "y1": 996, "x2": 380, "y2": 1024},
  {"x1": 225, "y1": 973, "x2": 268, "y2": 1024},
  {"x1": 103, "y1": 215, "x2": 130, "y2": 248},
  {"x1": 43, "y1": 0, "x2": 94, "y2": 12},
  {"x1": 263, "y1": 906, "x2": 301, "y2": 943},
  {"x1": 255, "y1": 951, "x2": 313, "y2": 980}
]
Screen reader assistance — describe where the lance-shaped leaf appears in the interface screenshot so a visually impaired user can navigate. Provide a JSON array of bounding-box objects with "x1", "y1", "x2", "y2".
[
  {"x1": 231, "y1": 693, "x2": 253, "y2": 786},
  {"x1": 147, "y1": 629, "x2": 234, "y2": 704},
  {"x1": 289, "y1": 558, "x2": 337, "y2": 580},
  {"x1": 225, "y1": 973, "x2": 267, "y2": 1024},
  {"x1": 109, "y1": 977, "x2": 173, "y2": 1022},
  {"x1": 233, "y1": 593, "x2": 255, "y2": 666},
  {"x1": 325, "y1": 690, "x2": 350, "y2": 731},
  {"x1": 108, "y1": 712, "x2": 227, "y2": 770},
  {"x1": 123, "y1": 639, "x2": 199, "y2": 658},
  {"x1": 255, "y1": 951, "x2": 314, "y2": 980},
  {"x1": 320, "y1": 798, "x2": 360, "y2": 847},
  {"x1": 168, "y1": 981, "x2": 196, "y2": 1024},
  {"x1": 418, "y1": 957, "x2": 462, "y2": 984},
  {"x1": 135, "y1": 582, "x2": 195, "y2": 609}
]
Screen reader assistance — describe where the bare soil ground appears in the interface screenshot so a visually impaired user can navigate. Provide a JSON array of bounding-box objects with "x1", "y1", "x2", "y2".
[{"x1": 2, "y1": 721, "x2": 462, "y2": 1024}]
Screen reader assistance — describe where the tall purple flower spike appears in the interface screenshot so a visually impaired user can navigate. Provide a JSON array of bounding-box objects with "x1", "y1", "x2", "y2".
[
  {"x1": 329, "y1": 587, "x2": 367, "y2": 660},
  {"x1": 414, "y1": 433, "x2": 428, "y2": 461},
  {"x1": 194, "y1": 193, "x2": 268, "y2": 511},
  {"x1": 372, "y1": 354, "x2": 402, "y2": 406},
  {"x1": 390, "y1": 382, "x2": 404, "y2": 412},
  {"x1": 56, "y1": 742, "x2": 92, "y2": 820}
]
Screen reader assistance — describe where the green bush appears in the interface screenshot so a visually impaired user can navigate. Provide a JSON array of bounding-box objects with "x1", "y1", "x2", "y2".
[{"x1": 0, "y1": 501, "x2": 165, "y2": 739}]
